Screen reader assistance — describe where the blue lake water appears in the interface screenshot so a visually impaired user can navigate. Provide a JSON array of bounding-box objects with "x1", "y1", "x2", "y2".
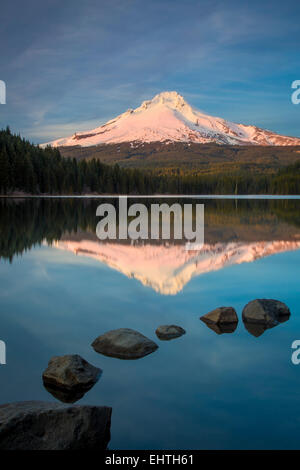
[{"x1": 0, "y1": 197, "x2": 300, "y2": 449}]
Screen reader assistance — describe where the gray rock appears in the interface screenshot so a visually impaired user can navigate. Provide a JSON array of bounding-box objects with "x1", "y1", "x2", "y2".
[
  {"x1": 0, "y1": 401, "x2": 112, "y2": 450},
  {"x1": 242, "y1": 299, "x2": 291, "y2": 326},
  {"x1": 92, "y1": 328, "x2": 158, "y2": 360},
  {"x1": 42, "y1": 355, "x2": 101, "y2": 398},
  {"x1": 200, "y1": 306, "x2": 238, "y2": 325},
  {"x1": 155, "y1": 325, "x2": 186, "y2": 340}
]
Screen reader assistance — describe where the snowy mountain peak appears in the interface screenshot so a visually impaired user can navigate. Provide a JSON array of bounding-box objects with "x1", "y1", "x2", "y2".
[
  {"x1": 142, "y1": 91, "x2": 186, "y2": 107},
  {"x1": 43, "y1": 91, "x2": 300, "y2": 147}
]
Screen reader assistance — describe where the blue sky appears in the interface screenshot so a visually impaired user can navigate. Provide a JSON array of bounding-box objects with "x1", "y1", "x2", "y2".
[{"x1": 0, "y1": 0, "x2": 299, "y2": 143}]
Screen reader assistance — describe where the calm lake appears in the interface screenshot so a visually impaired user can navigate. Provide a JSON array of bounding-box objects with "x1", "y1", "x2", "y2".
[{"x1": 0, "y1": 197, "x2": 300, "y2": 449}]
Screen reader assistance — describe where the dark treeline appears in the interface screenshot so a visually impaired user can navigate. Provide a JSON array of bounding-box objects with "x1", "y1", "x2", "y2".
[
  {"x1": 0, "y1": 127, "x2": 156, "y2": 195},
  {"x1": 0, "y1": 127, "x2": 300, "y2": 194},
  {"x1": 0, "y1": 198, "x2": 98, "y2": 261},
  {"x1": 1, "y1": 198, "x2": 300, "y2": 262}
]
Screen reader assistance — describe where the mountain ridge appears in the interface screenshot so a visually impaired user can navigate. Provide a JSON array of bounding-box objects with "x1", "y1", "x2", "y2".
[{"x1": 43, "y1": 91, "x2": 300, "y2": 148}]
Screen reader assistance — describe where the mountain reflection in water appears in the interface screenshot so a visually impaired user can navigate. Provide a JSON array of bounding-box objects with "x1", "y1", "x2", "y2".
[
  {"x1": 54, "y1": 239, "x2": 300, "y2": 295},
  {"x1": 1, "y1": 197, "x2": 300, "y2": 295}
]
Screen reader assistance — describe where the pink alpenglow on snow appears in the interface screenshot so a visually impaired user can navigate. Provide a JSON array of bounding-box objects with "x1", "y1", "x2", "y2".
[
  {"x1": 53, "y1": 239, "x2": 300, "y2": 295},
  {"x1": 43, "y1": 91, "x2": 300, "y2": 148}
]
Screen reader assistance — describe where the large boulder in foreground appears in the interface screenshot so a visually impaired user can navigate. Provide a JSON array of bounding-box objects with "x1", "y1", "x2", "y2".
[
  {"x1": 0, "y1": 401, "x2": 112, "y2": 450},
  {"x1": 155, "y1": 325, "x2": 186, "y2": 341},
  {"x1": 92, "y1": 328, "x2": 158, "y2": 360},
  {"x1": 242, "y1": 299, "x2": 290, "y2": 326},
  {"x1": 42, "y1": 355, "x2": 101, "y2": 403}
]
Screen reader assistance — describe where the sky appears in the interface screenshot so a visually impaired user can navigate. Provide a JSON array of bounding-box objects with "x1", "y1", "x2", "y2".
[{"x1": 0, "y1": 0, "x2": 299, "y2": 143}]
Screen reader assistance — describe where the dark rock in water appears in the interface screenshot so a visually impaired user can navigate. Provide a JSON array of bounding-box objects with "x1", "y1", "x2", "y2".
[
  {"x1": 200, "y1": 307, "x2": 238, "y2": 335},
  {"x1": 92, "y1": 328, "x2": 158, "y2": 360},
  {"x1": 243, "y1": 322, "x2": 272, "y2": 338},
  {"x1": 200, "y1": 306, "x2": 238, "y2": 324},
  {"x1": 155, "y1": 325, "x2": 186, "y2": 340},
  {"x1": 203, "y1": 321, "x2": 238, "y2": 335},
  {"x1": 242, "y1": 299, "x2": 291, "y2": 326},
  {"x1": 43, "y1": 383, "x2": 86, "y2": 404},
  {"x1": 0, "y1": 401, "x2": 112, "y2": 450},
  {"x1": 42, "y1": 355, "x2": 101, "y2": 403}
]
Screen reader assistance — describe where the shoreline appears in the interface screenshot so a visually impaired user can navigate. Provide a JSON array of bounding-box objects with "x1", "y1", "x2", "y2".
[{"x1": 1, "y1": 194, "x2": 300, "y2": 200}]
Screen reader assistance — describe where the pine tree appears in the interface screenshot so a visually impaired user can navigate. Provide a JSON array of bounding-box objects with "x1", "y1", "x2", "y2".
[{"x1": 0, "y1": 148, "x2": 9, "y2": 193}]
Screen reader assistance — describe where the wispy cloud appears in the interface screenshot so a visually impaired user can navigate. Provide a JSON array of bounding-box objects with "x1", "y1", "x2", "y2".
[
  {"x1": 1, "y1": 0, "x2": 299, "y2": 141},
  {"x1": 29, "y1": 119, "x2": 107, "y2": 140}
]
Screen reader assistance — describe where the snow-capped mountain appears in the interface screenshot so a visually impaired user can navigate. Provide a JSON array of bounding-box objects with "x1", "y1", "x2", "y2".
[
  {"x1": 44, "y1": 91, "x2": 300, "y2": 147},
  {"x1": 53, "y1": 239, "x2": 300, "y2": 295}
]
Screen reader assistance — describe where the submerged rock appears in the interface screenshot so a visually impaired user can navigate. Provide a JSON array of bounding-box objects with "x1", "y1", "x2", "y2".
[
  {"x1": 92, "y1": 328, "x2": 158, "y2": 360},
  {"x1": 0, "y1": 401, "x2": 112, "y2": 450},
  {"x1": 243, "y1": 322, "x2": 273, "y2": 338},
  {"x1": 155, "y1": 325, "x2": 186, "y2": 340},
  {"x1": 242, "y1": 299, "x2": 290, "y2": 326},
  {"x1": 42, "y1": 355, "x2": 101, "y2": 402},
  {"x1": 43, "y1": 383, "x2": 86, "y2": 404},
  {"x1": 203, "y1": 321, "x2": 238, "y2": 335}
]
